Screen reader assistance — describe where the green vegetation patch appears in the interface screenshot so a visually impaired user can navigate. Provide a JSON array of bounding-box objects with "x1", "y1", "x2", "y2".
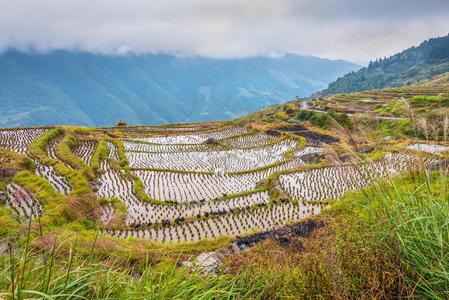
[
  {"x1": 55, "y1": 132, "x2": 93, "y2": 179},
  {"x1": 13, "y1": 171, "x2": 68, "y2": 227},
  {"x1": 27, "y1": 128, "x2": 90, "y2": 195},
  {"x1": 292, "y1": 110, "x2": 353, "y2": 131},
  {"x1": 90, "y1": 140, "x2": 110, "y2": 172}
]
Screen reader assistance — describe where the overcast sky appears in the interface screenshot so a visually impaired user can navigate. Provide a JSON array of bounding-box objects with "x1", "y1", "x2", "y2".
[{"x1": 0, "y1": 0, "x2": 448, "y2": 64}]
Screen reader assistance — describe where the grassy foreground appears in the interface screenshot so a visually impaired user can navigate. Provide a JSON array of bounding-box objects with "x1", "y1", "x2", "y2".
[{"x1": 1, "y1": 159, "x2": 448, "y2": 299}]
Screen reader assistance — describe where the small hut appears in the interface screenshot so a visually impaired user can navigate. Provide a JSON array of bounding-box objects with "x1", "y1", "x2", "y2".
[{"x1": 116, "y1": 120, "x2": 128, "y2": 126}]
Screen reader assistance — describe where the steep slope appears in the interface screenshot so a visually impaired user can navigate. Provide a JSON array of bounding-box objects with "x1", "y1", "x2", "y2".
[
  {"x1": 319, "y1": 34, "x2": 449, "y2": 95},
  {"x1": 240, "y1": 71, "x2": 449, "y2": 136},
  {"x1": 0, "y1": 51, "x2": 359, "y2": 127}
]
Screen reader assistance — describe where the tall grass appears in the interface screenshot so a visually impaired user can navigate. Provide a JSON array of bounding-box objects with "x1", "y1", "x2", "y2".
[
  {"x1": 0, "y1": 233, "x2": 283, "y2": 299},
  {"x1": 366, "y1": 163, "x2": 449, "y2": 299}
]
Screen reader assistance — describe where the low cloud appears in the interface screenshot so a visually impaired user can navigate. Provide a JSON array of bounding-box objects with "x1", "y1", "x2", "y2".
[{"x1": 0, "y1": 0, "x2": 448, "y2": 63}]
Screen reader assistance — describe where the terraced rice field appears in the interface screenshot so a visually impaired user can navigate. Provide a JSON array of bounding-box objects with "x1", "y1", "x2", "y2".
[
  {"x1": 73, "y1": 140, "x2": 97, "y2": 164},
  {"x1": 127, "y1": 139, "x2": 298, "y2": 173},
  {"x1": 123, "y1": 141, "x2": 222, "y2": 153},
  {"x1": 133, "y1": 160, "x2": 303, "y2": 203},
  {"x1": 220, "y1": 131, "x2": 278, "y2": 148},
  {"x1": 45, "y1": 135, "x2": 63, "y2": 161},
  {"x1": 280, "y1": 154, "x2": 416, "y2": 202},
  {"x1": 293, "y1": 146, "x2": 324, "y2": 157},
  {"x1": 0, "y1": 125, "x2": 423, "y2": 243},
  {"x1": 107, "y1": 141, "x2": 119, "y2": 160},
  {"x1": 103, "y1": 125, "x2": 206, "y2": 132},
  {"x1": 5, "y1": 183, "x2": 42, "y2": 218},
  {"x1": 0, "y1": 128, "x2": 48, "y2": 153},
  {"x1": 34, "y1": 161, "x2": 72, "y2": 195},
  {"x1": 129, "y1": 127, "x2": 247, "y2": 144},
  {"x1": 406, "y1": 143, "x2": 449, "y2": 154},
  {"x1": 103, "y1": 201, "x2": 314, "y2": 242}
]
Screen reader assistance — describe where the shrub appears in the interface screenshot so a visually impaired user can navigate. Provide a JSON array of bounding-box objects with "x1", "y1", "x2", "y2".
[
  {"x1": 374, "y1": 102, "x2": 395, "y2": 113},
  {"x1": 294, "y1": 110, "x2": 352, "y2": 130},
  {"x1": 439, "y1": 93, "x2": 449, "y2": 106},
  {"x1": 411, "y1": 95, "x2": 428, "y2": 107},
  {"x1": 295, "y1": 110, "x2": 329, "y2": 128},
  {"x1": 411, "y1": 95, "x2": 439, "y2": 107},
  {"x1": 328, "y1": 111, "x2": 353, "y2": 131},
  {"x1": 275, "y1": 111, "x2": 289, "y2": 119}
]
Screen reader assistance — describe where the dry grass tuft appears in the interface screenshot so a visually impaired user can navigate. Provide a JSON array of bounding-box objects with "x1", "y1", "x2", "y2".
[{"x1": 63, "y1": 193, "x2": 100, "y2": 221}]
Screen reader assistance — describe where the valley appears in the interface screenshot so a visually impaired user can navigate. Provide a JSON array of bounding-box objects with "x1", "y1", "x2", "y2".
[
  {"x1": 1, "y1": 36, "x2": 449, "y2": 298},
  {"x1": 1, "y1": 0, "x2": 448, "y2": 297}
]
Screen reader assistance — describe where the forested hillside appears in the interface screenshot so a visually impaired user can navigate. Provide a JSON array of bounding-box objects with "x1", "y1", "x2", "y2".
[{"x1": 320, "y1": 34, "x2": 449, "y2": 95}]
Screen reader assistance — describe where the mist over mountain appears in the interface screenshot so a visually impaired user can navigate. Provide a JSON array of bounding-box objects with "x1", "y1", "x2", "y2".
[{"x1": 0, "y1": 50, "x2": 359, "y2": 127}]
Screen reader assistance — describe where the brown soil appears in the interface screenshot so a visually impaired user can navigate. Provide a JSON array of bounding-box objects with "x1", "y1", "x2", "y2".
[{"x1": 250, "y1": 122, "x2": 270, "y2": 131}]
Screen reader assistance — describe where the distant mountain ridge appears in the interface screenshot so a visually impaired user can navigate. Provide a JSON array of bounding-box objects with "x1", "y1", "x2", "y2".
[
  {"x1": 0, "y1": 50, "x2": 359, "y2": 127},
  {"x1": 319, "y1": 34, "x2": 449, "y2": 95}
]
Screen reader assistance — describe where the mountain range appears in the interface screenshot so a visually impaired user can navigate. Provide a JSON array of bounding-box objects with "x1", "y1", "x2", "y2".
[{"x1": 0, "y1": 51, "x2": 359, "y2": 127}]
